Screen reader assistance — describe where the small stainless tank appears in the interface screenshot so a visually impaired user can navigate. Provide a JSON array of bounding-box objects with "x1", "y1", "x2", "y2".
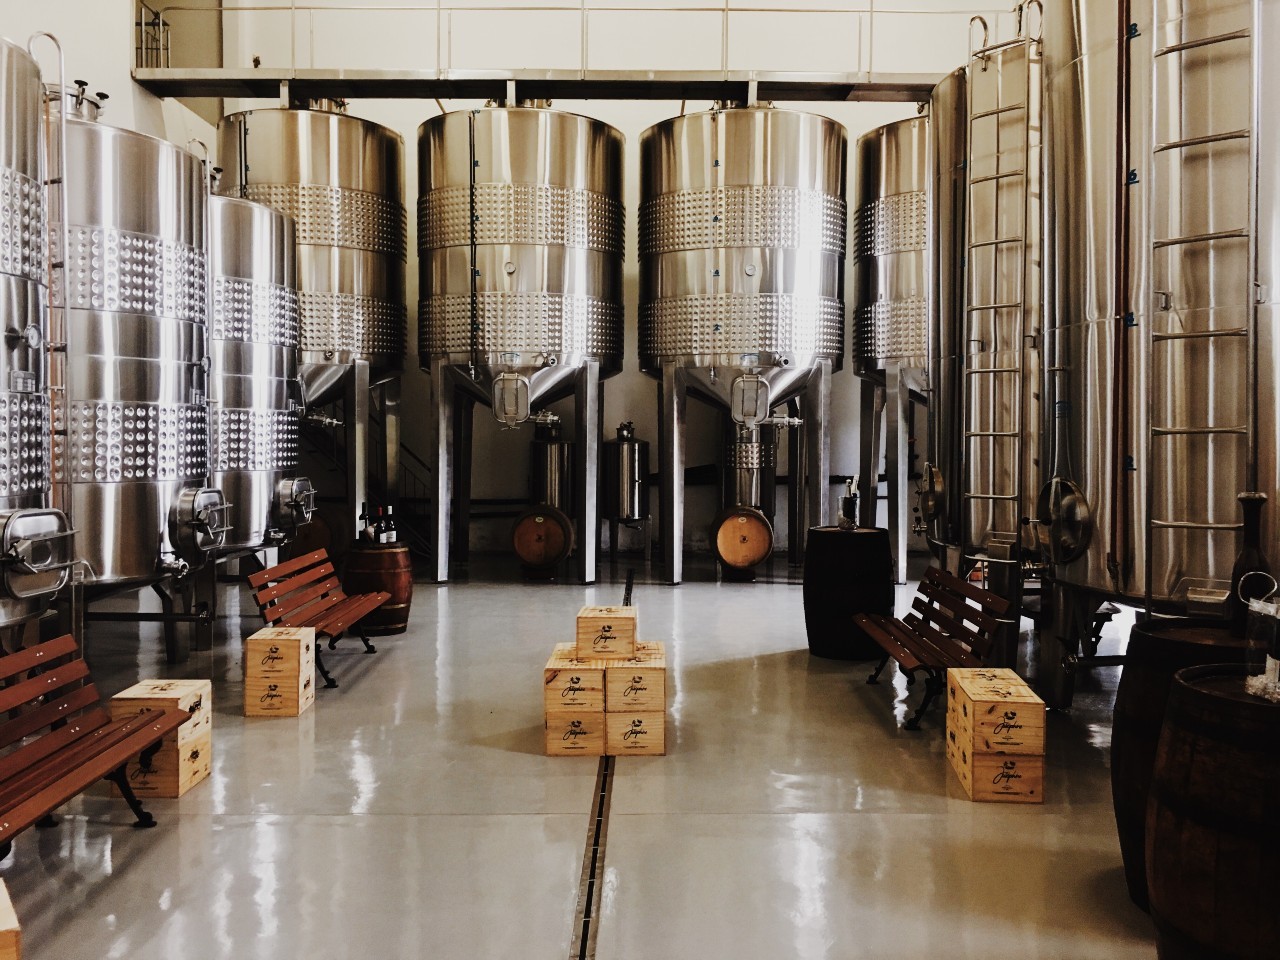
[
  {"x1": 417, "y1": 106, "x2": 625, "y2": 421},
  {"x1": 207, "y1": 195, "x2": 314, "y2": 552},
  {"x1": 529, "y1": 414, "x2": 574, "y2": 512},
  {"x1": 0, "y1": 39, "x2": 71, "y2": 623},
  {"x1": 215, "y1": 102, "x2": 407, "y2": 407},
  {"x1": 853, "y1": 116, "x2": 929, "y2": 374},
  {"x1": 603, "y1": 422, "x2": 649, "y2": 522},
  {"x1": 54, "y1": 96, "x2": 226, "y2": 584}
]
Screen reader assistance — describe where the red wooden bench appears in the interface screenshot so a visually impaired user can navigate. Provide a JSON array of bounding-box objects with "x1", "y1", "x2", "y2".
[
  {"x1": 854, "y1": 567, "x2": 1013, "y2": 730},
  {"x1": 247, "y1": 549, "x2": 390, "y2": 689},
  {"x1": 0, "y1": 635, "x2": 189, "y2": 861}
]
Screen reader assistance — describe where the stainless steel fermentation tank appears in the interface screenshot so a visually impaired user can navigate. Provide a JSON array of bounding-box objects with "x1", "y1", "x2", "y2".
[
  {"x1": 639, "y1": 105, "x2": 847, "y2": 584},
  {"x1": 853, "y1": 115, "x2": 929, "y2": 584},
  {"x1": 418, "y1": 105, "x2": 625, "y2": 583},
  {"x1": 0, "y1": 38, "x2": 71, "y2": 628},
  {"x1": 207, "y1": 195, "x2": 314, "y2": 554},
  {"x1": 1039, "y1": 0, "x2": 1280, "y2": 704},
  {"x1": 50, "y1": 89, "x2": 227, "y2": 588},
  {"x1": 216, "y1": 102, "x2": 406, "y2": 537}
]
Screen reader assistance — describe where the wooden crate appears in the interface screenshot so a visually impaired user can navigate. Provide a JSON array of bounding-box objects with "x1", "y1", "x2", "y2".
[
  {"x1": 575, "y1": 605, "x2": 637, "y2": 659},
  {"x1": 605, "y1": 642, "x2": 666, "y2": 712},
  {"x1": 946, "y1": 667, "x2": 1045, "y2": 755},
  {"x1": 0, "y1": 878, "x2": 19, "y2": 960},
  {"x1": 605, "y1": 711, "x2": 666, "y2": 756},
  {"x1": 109, "y1": 679, "x2": 213, "y2": 798},
  {"x1": 545, "y1": 643, "x2": 606, "y2": 713},
  {"x1": 112, "y1": 731, "x2": 213, "y2": 799},
  {"x1": 244, "y1": 626, "x2": 316, "y2": 717},
  {"x1": 545, "y1": 711, "x2": 605, "y2": 757},
  {"x1": 947, "y1": 740, "x2": 1044, "y2": 804}
]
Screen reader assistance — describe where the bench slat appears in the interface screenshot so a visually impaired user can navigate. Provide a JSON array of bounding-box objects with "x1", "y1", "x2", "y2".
[
  {"x1": 916, "y1": 578, "x2": 1001, "y2": 636},
  {"x1": 903, "y1": 612, "x2": 982, "y2": 668},
  {"x1": 0, "y1": 635, "x2": 79, "y2": 684},
  {"x1": 246, "y1": 549, "x2": 329, "y2": 589},
  {"x1": 0, "y1": 711, "x2": 188, "y2": 845},
  {"x1": 925, "y1": 567, "x2": 1011, "y2": 617},
  {"x1": 252, "y1": 561, "x2": 338, "y2": 606},
  {"x1": 910, "y1": 594, "x2": 989, "y2": 652},
  {"x1": 0, "y1": 685, "x2": 100, "y2": 752},
  {"x1": 310, "y1": 592, "x2": 390, "y2": 636},
  {"x1": 0, "y1": 709, "x2": 111, "y2": 784},
  {"x1": 267, "y1": 580, "x2": 345, "y2": 626},
  {"x1": 854, "y1": 614, "x2": 924, "y2": 674},
  {"x1": 0, "y1": 660, "x2": 91, "y2": 715}
]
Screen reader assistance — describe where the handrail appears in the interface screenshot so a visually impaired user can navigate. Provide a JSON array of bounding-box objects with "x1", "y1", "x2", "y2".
[{"x1": 139, "y1": 2, "x2": 1015, "y2": 77}]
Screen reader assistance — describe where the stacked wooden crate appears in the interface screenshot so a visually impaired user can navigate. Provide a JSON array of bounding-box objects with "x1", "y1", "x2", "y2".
[
  {"x1": 544, "y1": 606, "x2": 667, "y2": 757},
  {"x1": 109, "y1": 679, "x2": 213, "y2": 798},
  {"x1": 945, "y1": 667, "x2": 1045, "y2": 803},
  {"x1": 244, "y1": 626, "x2": 317, "y2": 718}
]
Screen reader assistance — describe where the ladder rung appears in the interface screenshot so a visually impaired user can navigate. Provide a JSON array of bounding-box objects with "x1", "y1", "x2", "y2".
[
  {"x1": 970, "y1": 170, "x2": 1025, "y2": 186},
  {"x1": 1151, "y1": 425, "x2": 1247, "y2": 436},
  {"x1": 966, "y1": 367, "x2": 1020, "y2": 375},
  {"x1": 971, "y1": 103, "x2": 1026, "y2": 121},
  {"x1": 1152, "y1": 328, "x2": 1248, "y2": 342},
  {"x1": 1154, "y1": 129, "x2": 1250, "y2": 153},
  {"x1": 967, "y1": 302, "x2": 1023, "y2": 313},
  {"x1": 1155, "y1": 29, "x2": 1249, "y2": 58},
  {"x1": 1154, "y1": 228, "x2": 1248, "y2": 249},
  {"x1": 1151, "y1": 520, "x2": 1243, "y2": 531},
  {"x1": 965, "y1": 493, "x2": 1019, "y2": 501},
  {"x1": 969, "y1": 236, "x2": 1024, "y2": 249}
]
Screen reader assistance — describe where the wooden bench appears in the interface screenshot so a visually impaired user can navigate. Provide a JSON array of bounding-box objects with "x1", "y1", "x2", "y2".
[
  {"x1": 247, "y1": 549, "x2": 390, "y2": 689},
  {"x1": 854, "y1": 567, "x2": 1013, "y2": 730},
  {"x1": 0, "y1": 635, "x2": 189, "y2": 862}
]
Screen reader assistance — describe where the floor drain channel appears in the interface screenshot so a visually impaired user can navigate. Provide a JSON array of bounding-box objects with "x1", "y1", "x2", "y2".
[{"x1": 570, "y1": 755, "x2": 614, "y2": 960}]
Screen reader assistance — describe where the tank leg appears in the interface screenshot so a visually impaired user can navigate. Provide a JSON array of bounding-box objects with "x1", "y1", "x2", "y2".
[
  {"x1": 1038, "y1": 581, "x2": 1089, "y2": 710},
  {"x1": 345, "y1": 360, "x2": 371, "y2": 538},
  {"x1": 658, "y1": 362, "x2": 686, "y2": 584},
  {"x1": 452, "y1": 394, "x2": 474, "y2": 566},
  {"x1": 885, "y1": 364, "x2": 910, "y2": 584},
  {"x1": 857, "y1": 377, "x2": 883, "y2": 529},
  {"x1": 192, "y1": 561, "x2": 217, "y2": 652},
  {"x1": 429, "y1": 360, "x2": 455, "y2": 583},
  {"x1": 381, "y1": 375, "x2": 402, "y2": 509},
  {"x1": 788, "y1": 407, "x2": 806, "y2": 565},
  {"x1": 575, "y1": 359, "x2": 601, "y2": 584},
  {"x1": 804, "y1": 358, "x2": 833, "y2": 551}
]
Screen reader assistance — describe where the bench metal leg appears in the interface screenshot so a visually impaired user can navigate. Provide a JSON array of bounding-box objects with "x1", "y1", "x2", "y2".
[
  {"x1": 327, "y1": 632, "x2": 341, "y2": 651},
  {"x1": 315, "y1": 644, "x2": 339, "y2": 689},
  {"x1": 35, "y1": 814, "x2": 57, "y2": 829},
  {"x1": 867, "y1": 655, "x2": 890, "y2": 685},
  {"x1": 0, "y1": 840, "x2": 10, "y2": 862},
  {"x1": 356, "y1": 628, "x2": 376, "y2": 654},
  {"x1": 104, "y1": 765, "x2": 157, "y2": 829},
  {"x1": 904, "y1": 674, "x2": 944, "y2": 731}
]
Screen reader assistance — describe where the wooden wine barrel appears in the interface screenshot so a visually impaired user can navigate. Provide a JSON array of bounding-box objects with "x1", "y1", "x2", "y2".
[
  {"x1": 1147, "y1": 665, "x2": 1280, "y2": 959},
  {"x1": 711, "y1": 506, "x2": 773, "y2": 571},
  {"x1": 802, "y1": 526, "x2": 894, "y2": 659},
  {"x1": 342, "y1": 541, "x2": 413, "y2": 634},
  {"x1": 1110, "y1": 618, "x2": 1247, "y2": 910},
  {"x1": 512, "y1": 506, "x2": 574, "y2": 574}
]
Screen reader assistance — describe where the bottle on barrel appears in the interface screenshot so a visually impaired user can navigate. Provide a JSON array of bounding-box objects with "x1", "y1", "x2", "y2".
[
  {"x1": 381, "y1": 506, "x2": 398, "y2": 544},
  {"x1": 1229, "y1": 492, "x2": 1270, "y2": 635},
  {"x1": 838, "y1": 477, "x2": 859, "y2": 531}
]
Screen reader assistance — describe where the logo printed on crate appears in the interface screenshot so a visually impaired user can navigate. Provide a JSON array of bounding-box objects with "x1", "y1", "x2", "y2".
[
  {"x1": 561, "y1": 676, "x2": 586, "y2": 698},
  {"x1": 261, "y1": 645, "x2": 284, "y2": 667},
  {"x1": 129, "y1": 765, "x2": 154, "y2": 786},
  {"x1": 622, "y1": 676, "x2": 648, "y2": 698},
  {"x1": 622, "y1": 719, "x2": 648, "y2": 741},
  {"x1": 992, "y1": 711, "x2": 1023, "y2": 735},
  {"x1": 259, "y1": 684, "x2": 282, "y2": 704},
  {"x1": 992, "y1": 760, "x2": 1023, "y2": 786},
  {"x1": 593, "y1": 627, "x2": 615, "y2": 647},
  {"x1": 563, "y1": 719, "x2": 592, "y2": 742}
]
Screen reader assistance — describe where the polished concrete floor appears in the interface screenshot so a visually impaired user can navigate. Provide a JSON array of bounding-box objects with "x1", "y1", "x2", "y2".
[{"x1": 0, "y1": 558, "x2": 1157, "y2": 959}]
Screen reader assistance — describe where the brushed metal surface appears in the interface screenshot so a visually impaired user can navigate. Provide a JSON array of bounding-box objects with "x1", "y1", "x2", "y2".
[
  {"x1": 417, "y1": 106, "x2": 625, "y2": 406},
  {"x1": 53, "y1": 114, "x2": 214, "y2": 584},
  {"x1": 215, "y1": 105, "x2": 407, "y2": 404},
  {"x1": 638, "y1": 106, "x2": 847, "y2": 409},
  {"x1": 853, "y1": 116, "x2": 929, "y2": 371},
  {"x1": 208, "y1": 195, "x2": 303, "y2": 552}
]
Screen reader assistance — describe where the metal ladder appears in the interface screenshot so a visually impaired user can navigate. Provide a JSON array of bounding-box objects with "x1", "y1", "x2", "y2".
[
  {"x1": 961, "y1": 9, "x2": 1041, "y2": 564},
  {"x1": 1146, "y1": 5, "x2": 1257, "y2": 600}
]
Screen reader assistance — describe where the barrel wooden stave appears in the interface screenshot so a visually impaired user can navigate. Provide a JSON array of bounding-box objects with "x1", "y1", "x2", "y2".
[
  {"x1": 342, "y1": 541, "x2": 413, "y2": 634},
  {"x1": 1110, "y1": 619, "x2": 1247, "y2": 911},
  {"x1": 1146, "y1": 665, "x2": 1280, "y2": 959}
]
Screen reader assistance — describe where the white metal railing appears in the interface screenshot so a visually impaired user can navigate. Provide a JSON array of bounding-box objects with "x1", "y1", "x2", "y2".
[{"x1": 136, "y1": 2, "x2": 1017, "y2": 78}]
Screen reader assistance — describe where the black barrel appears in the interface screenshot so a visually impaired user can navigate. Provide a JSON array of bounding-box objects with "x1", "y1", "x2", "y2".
[
  {"x1": 1147, "y1": 665, "x2": 1280, "y2": 959},
  {"x1": 1110, "y1": 617, "x2": 1247, "y2": 910},
  {"x1": 802, "y1": 526, "x2": 894, "y2": 659}
]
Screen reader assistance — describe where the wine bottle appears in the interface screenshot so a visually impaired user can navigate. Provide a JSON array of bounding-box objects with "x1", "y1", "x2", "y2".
[
  {"x1": 1229, "y1": 492, "x2": 1270, "y2": 636},
  {"x1": 381, "y1": 505, "x2": 398, "y2": 544}
]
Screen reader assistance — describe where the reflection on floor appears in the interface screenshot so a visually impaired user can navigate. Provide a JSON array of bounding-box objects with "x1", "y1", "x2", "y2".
[{"x1": 0, "y1": 555, "x2": 1156, "y2": 959}]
